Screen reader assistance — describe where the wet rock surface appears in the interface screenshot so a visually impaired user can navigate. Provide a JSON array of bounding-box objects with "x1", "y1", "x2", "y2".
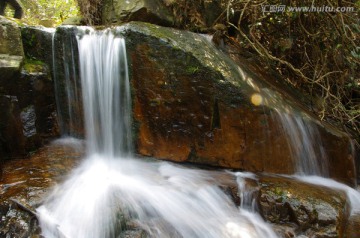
[
  {"x1": 19, "y1": 62, "x2": 59, "y2": 144},
  {"x1": 0, "y1": 59, "x2": 59, "y2": 160},
  {"x1": 0, "y1": 20, "x2": 59, "y2": 177},
  {"x1": 345, "y1": 214, "x2": 360, "y2": 238},
  {"x1": 51, "y1": 26, "x2": 83, "y2": 137},
  {"x1": 0, "y1": 141, "x2": 84, "y2": 237},
  {"x1": 0, "y1": 95, "x2": 26, "y2": 162},
  {"x1": 0, "y1": 54, "x2": 23, "y2": 84},
  {"x1": 121, "y1": 22, "x2": 355, "y2": 185},
  {"x1": 258, "y1": 176, "x2": 349, "y2": 238},
  {"x1": 21, "y1": 26, "x2": 55, "y2": 67},
  {"x1": 1, "y1": 148, "x2": 359, "y2": 238}
]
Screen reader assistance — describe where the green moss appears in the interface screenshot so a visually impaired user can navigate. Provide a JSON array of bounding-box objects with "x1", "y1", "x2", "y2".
[
  {"x1": 186, "y1": 66, "x2": 199, "y2": 75},
  {"x1": 23, "y1": 59, "x2": 46, "y2": 73},
  {"x1": 140, "y1": 22, "x2": 175, "y2": 40},
  {"x1": 24, "y1": 32, "x2": 37, "y2": 47}
]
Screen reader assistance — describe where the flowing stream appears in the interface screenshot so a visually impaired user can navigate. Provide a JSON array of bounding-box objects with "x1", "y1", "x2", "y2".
[{"x1": 37, "y1": 29, "x2": 278, "y2": 238}]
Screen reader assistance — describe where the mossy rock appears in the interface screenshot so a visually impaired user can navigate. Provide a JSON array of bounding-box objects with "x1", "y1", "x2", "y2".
[
  {"x1": 102, "y1": 0, "x2": 174, "y2": 26},
  {"x1": 259, "y1": 176, "x2": 349, "y2": 237},
  {"x1": 0, "y1": 16, "x2": 24, "y2": 57},
  {"x1": 21, "y1": 26, "x2": 54, "y2": 67},
  {"x1": 23, "y1": 59, "x2": 47, "y2": 74}
]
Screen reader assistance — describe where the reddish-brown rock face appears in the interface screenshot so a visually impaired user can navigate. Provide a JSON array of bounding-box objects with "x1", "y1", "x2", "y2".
[
  {"x1": 124, "y1": 22, "x2": 356, "y2": 186},
  {"x1": 129, "y1": 46, "x2": 295, "y2": 174},
  {"x1": 46, "y1": 23, "x2": 356, "y2": 185}
]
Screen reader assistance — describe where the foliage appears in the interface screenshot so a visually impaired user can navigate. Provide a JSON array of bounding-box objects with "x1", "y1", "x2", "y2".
[
  {"x1": 4, "y1": 0, "x2": 79, "y2": 26},
  {"x1": 76, "y1": 0, "x2": 102, "y2": 25},
  {"x1": 231, "y1": 0, "x2": 359, "y2": 135},
  {"x1": 169, "y1": 0, "x2": 360, "y2": 140}
]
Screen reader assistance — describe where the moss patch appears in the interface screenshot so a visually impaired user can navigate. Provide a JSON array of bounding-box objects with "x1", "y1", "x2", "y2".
[{"x1": 23, "y1": 59, "x2": 46, "y2": 73}]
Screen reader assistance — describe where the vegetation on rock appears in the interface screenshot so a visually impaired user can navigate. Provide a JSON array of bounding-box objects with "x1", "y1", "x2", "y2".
[
  {"x1": 167, "y1": 0, "x2": 360, "y2": 143},
  {"x1": 3, "y1": 0, "x2": 79, "y2": 26}
]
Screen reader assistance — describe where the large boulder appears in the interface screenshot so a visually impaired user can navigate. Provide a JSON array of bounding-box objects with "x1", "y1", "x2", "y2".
[
  {"x1": 0, "y1": 21, "x2": 59, "y2": 176},
  {"x1": 0, "y1": 61, "x2": 59, "y2": 174},
  {"x1": 102, "y1": 0, "x2": 174, "y2": 26},
  {"x1": 50, "y1": 23, "x2": 356, "y2": 185},
  {"x1": 100, "y1": 0, "x2": 225, "y2": 29},
  {"x1": 122, "y1": 22, "x2": 356, "y2": 186},
  {"x1": 18, "y1": 26, "x2": 60, "y2": 144},
  {"x1": 0, "y1": 16, "x2": 25, "y2": 175}
]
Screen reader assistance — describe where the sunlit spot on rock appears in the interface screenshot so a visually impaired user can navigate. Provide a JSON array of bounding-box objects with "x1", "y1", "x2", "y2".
[{"x1": 251, "y1": 93, "x2": 263, "y2": 106}]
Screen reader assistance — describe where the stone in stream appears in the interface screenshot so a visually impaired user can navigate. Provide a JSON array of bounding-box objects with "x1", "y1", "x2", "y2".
[{"x1": 258, "y1": 176, "x2": 349, "y2": 238}]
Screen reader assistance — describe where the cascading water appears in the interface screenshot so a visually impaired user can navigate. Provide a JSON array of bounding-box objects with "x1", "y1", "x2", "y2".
[
  {"x1": 275, "y1": 111, "x2": 328, "y2": 176},
  {"x1": 37, "y1": 28, "x2": 278, "y2": 238},
  {"x1": 246, "y1": 82, "x2": 360, "y2": 218},
  {"x1": 78, "y1": 30, "x2": 132, "y2": 157},
  {"x1": 256, "y1": 88, "x2": 329, "y2": 176}
]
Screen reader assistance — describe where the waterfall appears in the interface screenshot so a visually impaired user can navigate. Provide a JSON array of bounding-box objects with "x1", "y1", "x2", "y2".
[
  {"x1": 38, "y1": 28, "x2": 278, "y2": 238},
  {"x1": 234, "y1": 172, "x2": 278, "y2": 238},
  {"x1": 275, "y1": 111, "x2": 329, "y2": 176},
  {"x1": 256, "y1": 88, "x2": 329, "y2": 176},
  {"x1": 78, "y1": 29, "x2": 132, "y2": 157}
]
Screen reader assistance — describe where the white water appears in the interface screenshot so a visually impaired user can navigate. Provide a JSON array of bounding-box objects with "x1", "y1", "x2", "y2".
[
  {"x1": 38, "y1": 29, "x2": 277, "y2": 238},
  {"x1": 78, "y1": 30, "x2": 132, "y2": 157},
  {"x1": 275, "y1": 112, "x2": 328, "y2": 176},
  {"x1": 38, "y1": 157, "x2": 278, "y2": 238},
  {"x1": 234, "y1": 172, "x2": 258, "y2": 211},
  {"x1": 294, "y1": 175, "x2": 360, "y2": 215}
]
